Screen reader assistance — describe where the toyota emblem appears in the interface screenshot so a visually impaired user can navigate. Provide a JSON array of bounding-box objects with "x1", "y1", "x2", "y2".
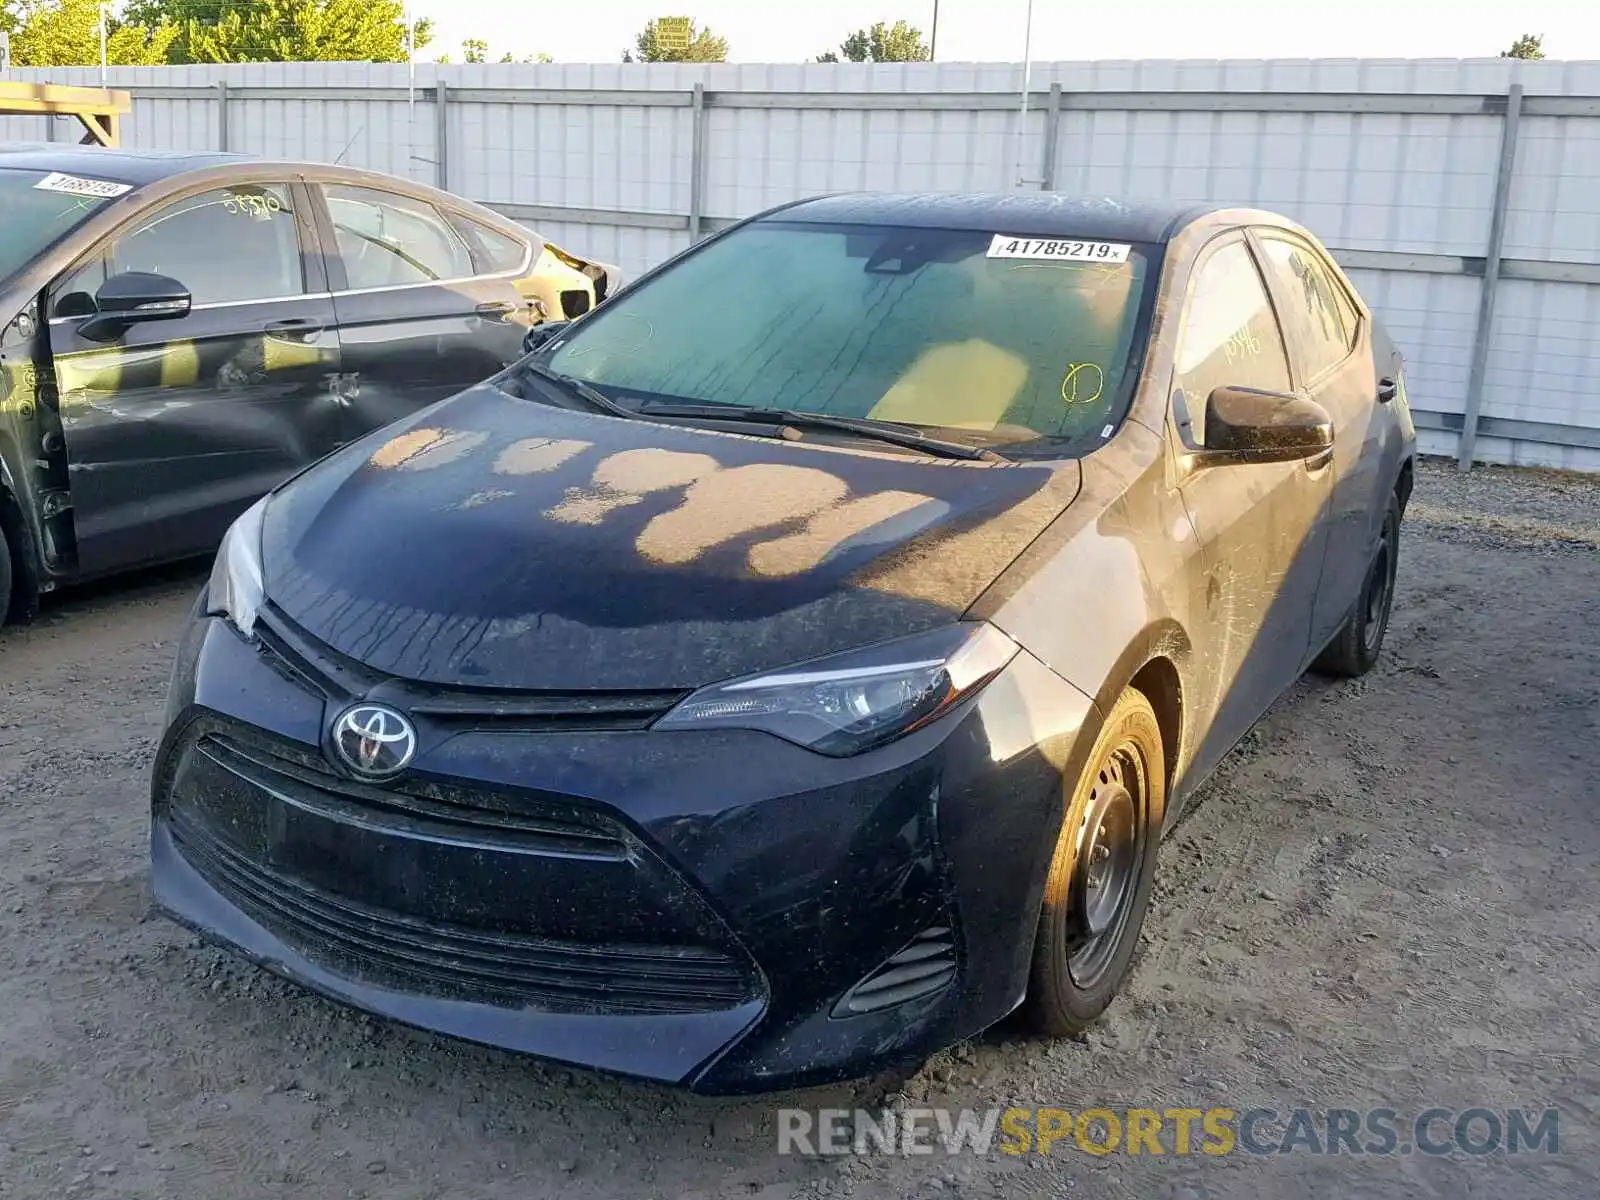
[{"x1": 330, "y1": 703, "x2": 417, "y2": 779}]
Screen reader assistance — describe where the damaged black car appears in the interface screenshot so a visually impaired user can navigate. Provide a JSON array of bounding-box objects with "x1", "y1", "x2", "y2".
[{"x1": 151, "y1": 192, "x2": 1415, "y2": 1093}]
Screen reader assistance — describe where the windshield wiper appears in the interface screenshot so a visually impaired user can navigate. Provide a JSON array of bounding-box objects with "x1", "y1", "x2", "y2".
[
  {"x1": 636, "y1": 403, "x2": 1003, "y2": 462},
  {"x1": 518, "y1": 360, "x2": 638, "y2": 420}
]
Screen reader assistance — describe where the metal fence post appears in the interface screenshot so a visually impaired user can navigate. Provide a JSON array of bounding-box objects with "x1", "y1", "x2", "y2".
[
  {"x1": 688, "y1": 82, "x2": 706, "y2": 242},
  {"x1": 1457, "y1": 81, "x2": 1523, "y2": 470},
  {"x1": 216, "y1": 80, "x2": 229, "y2": 152},
  {"x1": 1041, "y1": 82, "x2": 1062, "y2": 191},
  {"x1": 435, "y1": 80, "x2": 450, "y2": 191}
]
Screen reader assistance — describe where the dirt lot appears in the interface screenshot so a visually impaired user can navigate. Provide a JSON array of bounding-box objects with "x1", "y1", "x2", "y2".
[{"x1": 1, "y1": 457, "x2": 1595, "y2": 1199}]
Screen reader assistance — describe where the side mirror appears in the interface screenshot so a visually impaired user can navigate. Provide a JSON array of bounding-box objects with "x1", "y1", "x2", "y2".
[
  {"x1": 1196, "y1": 385, "x2": 1333, "y2": 466},
  {"x1": 522, "y1": 320, "x2": 571, "y2": 355},
  {"x1": 79, "y1": 271, "x2": 192, "y2": 343}
]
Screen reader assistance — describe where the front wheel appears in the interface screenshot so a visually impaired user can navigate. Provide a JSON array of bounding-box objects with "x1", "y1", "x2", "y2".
[
  {"x1": 1313, "y1": 494, "x2": 1401, "y2": 678},
  {"x1": 1021, "y1": 687, "x2": 1166, "y2": 1036}
]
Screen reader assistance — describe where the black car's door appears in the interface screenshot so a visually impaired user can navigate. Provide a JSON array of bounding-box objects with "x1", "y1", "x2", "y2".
[
  {"x1": 47, "y1": 179, "x2": 341, "y2": 574},
  {"x1": 311, "y1": 182, "x2": 529, "y2": 441},
  {"x1": 1251, "y1": 229, "x2": 1382, "y2": 650},
  {"x1": 1168, "y1": 234, "x2": 1335, "y2": 780}
]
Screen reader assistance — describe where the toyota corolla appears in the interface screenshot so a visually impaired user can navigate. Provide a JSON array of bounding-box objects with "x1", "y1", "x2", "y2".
[{"x1": 151, "y1": 193, "x2": 1415, "y2": 1093}]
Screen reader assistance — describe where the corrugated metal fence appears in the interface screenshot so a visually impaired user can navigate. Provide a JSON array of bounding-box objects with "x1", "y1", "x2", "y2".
[{"x1": 4, "y1": 58, "x2": 1599, "y2": 470}]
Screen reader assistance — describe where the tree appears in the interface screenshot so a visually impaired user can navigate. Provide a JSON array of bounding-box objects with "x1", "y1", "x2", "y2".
[
  {"x1": 623, "y1": 16, "x2": 726, "y2": 63},
  {"x1": 1501, "y1": 33, "x2": 1544, "y2": 60},
  {"x1": 462, "y1": 36, "x2": 486, "y2": 63},
  {"x1": 9, "y1": 0, "x2": 178, "y2": 66},
  {"x1": 122, "y1": 0, "x2": 431, "y2": 64},
  {"x1": 821, "y1": 19, "x2": 929, "y2": 63}
]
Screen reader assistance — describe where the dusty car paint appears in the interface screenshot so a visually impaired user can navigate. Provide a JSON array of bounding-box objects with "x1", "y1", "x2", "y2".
[{"x1": 149, "y1": 193, "x2": 1416, "y2": 1093}]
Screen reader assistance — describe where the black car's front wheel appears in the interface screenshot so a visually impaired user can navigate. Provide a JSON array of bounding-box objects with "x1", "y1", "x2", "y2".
[{"x1": 1022, "y1": 687, "x2": 1165, "y2": 1036}]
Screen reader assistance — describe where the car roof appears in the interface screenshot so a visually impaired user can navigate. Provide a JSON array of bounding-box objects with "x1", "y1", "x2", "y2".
[
  {"x1": 766, "y1": 192, "x2": 1222, "y2": 243},
  {"x1": 0, "y1": 143, "x2": 253, "y2": 186}
]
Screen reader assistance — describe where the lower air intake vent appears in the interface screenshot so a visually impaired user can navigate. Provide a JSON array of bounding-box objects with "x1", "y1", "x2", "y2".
[{"x1": 833, "y1": 926, "x2": 957, "y2": 1017}]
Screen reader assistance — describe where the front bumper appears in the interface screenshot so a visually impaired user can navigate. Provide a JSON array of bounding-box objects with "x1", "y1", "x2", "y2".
[{"x1": 151, "y1": 607, "x2": 1095, "y2": 1093}]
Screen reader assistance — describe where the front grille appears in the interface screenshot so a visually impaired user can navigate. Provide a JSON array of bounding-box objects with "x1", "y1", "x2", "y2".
[
  {"x1": 170, "y1": 807, "x2": 754, "y2": 1014},
  {"x1": 203, "y1": 730, "x2": 630, "y2": 859},
  {"x1": 253, "y1": 605, "x2": 686, "y2": 732},
  {"x1": 833, "y1": 926, "x2": 957, "y2": 1016}
]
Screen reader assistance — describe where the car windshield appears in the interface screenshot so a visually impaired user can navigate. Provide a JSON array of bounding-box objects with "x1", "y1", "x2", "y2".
[
  {"x1": 545, "y1": 220, "x2": 1156, "y2": 455},
  {"x1": 0, "y1": 167, "x2": 125, "y2": 286}
]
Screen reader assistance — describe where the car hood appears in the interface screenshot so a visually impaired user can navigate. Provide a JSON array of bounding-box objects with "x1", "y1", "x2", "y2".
[{"x1": 261, "y1": 383, "x2": 1080, "y2": 691}]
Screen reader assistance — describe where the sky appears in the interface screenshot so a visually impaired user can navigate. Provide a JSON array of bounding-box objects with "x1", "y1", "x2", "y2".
[{"x1": 416, "y1": 0, "x2": 1600, "y2": 66}]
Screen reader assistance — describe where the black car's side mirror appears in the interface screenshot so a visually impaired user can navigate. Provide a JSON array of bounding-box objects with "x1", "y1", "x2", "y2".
[
  {"x1": 522, "y1": 320, "x2": 571, "y2": 355},
  {"x1": 79, "y1": 271, "x2": 192, "y2": 343},
  {"x1": 1195, "y1": 385, "x2": 1334, "y2": 466}
]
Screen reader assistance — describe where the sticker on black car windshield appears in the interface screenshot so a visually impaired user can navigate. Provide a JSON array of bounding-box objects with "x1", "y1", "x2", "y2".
[
  {"x1": 33, "y1": 171, "x2": 132, "y2": 199},
  {"x1": 987, "y1": 235, "x2": 1130, "y2": 263}
]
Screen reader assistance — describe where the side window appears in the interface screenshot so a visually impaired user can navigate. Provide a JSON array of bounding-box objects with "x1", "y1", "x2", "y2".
[
  {"x1": 1173, "y1": 239, "x2": 1292, "y2": 443},
  {"x1": 324, "y1": 186, "x2": 474, "y2": 290},
  {"x1": 55, "y1": 184, "x2": 303, "y2": 315},
  {"x1": 455, "y1": 215, "x2": 530, "y2": 273},
  {"x1": 1258, "y1": 235, "x2": 1353, "y2": 380}
]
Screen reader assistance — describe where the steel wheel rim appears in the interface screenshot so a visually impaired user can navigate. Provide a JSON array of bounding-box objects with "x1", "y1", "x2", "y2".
[{"x1": 1067, "y1": 743, "x2": 1148, "y2": 990}]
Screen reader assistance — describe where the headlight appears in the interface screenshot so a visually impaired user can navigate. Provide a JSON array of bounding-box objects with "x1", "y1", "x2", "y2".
[
  {"x1": 206, "y1": 497, "x2": 267, "y2": 636},
  {"x1": 655, "y1": 623, "x2": 1019, "y2": 756}
]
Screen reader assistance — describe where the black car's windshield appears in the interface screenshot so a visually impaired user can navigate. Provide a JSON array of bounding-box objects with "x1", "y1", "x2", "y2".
[
  {"x1": 546, "y1": 220, "x2": 1155, "y2": 454},
  {"x1": 0, "y1": 167, "x2": 127, "y2": 285}
]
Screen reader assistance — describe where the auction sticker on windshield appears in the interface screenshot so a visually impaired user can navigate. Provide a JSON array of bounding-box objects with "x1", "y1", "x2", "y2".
[
  {"x1": 987, "y1": 235, "x2": 1130, "y2": 263},
  {"x1": 33, "y1": 172, "x2": 132, "y2": 199}
]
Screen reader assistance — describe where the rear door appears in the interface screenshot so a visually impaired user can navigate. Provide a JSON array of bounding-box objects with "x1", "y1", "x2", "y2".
[
  {"x1": 47, "y1": 179, "x2": 342, "y2": 574},
  {"x1": 311, "y1": 182, "x2": 530, "y2": 442},
  {"x1": 1250, "y1": 229, "x2": 1380, "y2": 650},
  {"x1": 1168, "y1": 233, "x2": 1335, "y2": 779}
]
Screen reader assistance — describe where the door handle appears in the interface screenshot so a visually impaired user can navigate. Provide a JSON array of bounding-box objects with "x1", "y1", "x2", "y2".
[
  {"x1": 1377, "y1": 376, "x2": 1397, "y2": 403},
  {"x1": 474, "y1": 300, "x2": 516, "y2": 319},
  {"x1": 264, "y1": 317, "x2": 323, "y2": 342}
]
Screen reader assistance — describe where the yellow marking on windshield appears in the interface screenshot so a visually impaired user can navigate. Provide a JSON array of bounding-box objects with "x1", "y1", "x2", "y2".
[
  {"x1": 1060, "y1": 362, "x2": 1105, "y2": 407},
  {"x1": 865, "y1": 340, "x2": 1029, "y2": 431}
]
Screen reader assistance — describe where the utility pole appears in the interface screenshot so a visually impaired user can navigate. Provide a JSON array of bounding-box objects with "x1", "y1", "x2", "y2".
[
  {"x1": 98, "y1": 2, "x2": 108, "y2": 87},
  {"x1": 1013, "y1": 0, "x2": 1035, "y2": 187},
  {"x1": 930, "y1": 0, "x2": 940, "y2": 61}
]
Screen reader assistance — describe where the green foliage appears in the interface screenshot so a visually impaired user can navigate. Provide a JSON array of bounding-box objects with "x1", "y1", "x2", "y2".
[
  {"x1": 824, "y1": 19, "x2": 930, "y2": 63},
  {"x1": 623, "y1": 16, "x2": 727, "y2": 63},
  {"x1": 1500, "y1": 33, "x2": 1544, "y2": 60},
  {"x1": 8, "y1": 0, "x2": 177, "y2": 65}
]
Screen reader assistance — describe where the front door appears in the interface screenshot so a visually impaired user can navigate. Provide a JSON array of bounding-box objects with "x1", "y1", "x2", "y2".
[
  {"x1": 1252, "y1": 229, "x2": 1382, "y2": 651},
  {"x1": 314, "y1": 183, "x2": 528, "y2": 443},
  {"x1": 48, "y1": 180, "x2": 342, "y2": 574},
  {"x1": 1169, "y1": 234, "x2": 1335, "y2": 781}
]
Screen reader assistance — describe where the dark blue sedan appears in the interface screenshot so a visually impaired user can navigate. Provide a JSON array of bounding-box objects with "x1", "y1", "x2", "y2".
[{"x1": 151, "y1": 193, "x2": 1416, "y2": 1093}]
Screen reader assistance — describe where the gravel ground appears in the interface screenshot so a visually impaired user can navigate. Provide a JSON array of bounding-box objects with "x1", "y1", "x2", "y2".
[{"x1": 0, "y1": 456, "x2": 1595, "y2": 1199}]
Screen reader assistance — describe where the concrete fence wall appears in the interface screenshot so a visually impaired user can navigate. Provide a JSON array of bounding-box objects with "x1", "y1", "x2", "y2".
[{"x1": 4, "y1": 58, "x2": 1598, "y2": 470}]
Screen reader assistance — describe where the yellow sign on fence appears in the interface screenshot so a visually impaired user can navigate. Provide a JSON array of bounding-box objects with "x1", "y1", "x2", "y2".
[{"x1": 655, "y1": 16, "x2": 693, "y2": 51}]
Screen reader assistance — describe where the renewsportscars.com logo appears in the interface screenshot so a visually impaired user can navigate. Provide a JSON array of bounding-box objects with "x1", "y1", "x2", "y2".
[{"x1": 777, "y1": 1106, "x2": 1562, "y2": 1158}]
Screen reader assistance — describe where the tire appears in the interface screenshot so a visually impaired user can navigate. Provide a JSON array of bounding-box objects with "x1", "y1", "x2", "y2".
[
  {"x1": 1313, "y1": 494, "x2": 1401, "y2": 679},
  {"x1": 1021, "y1": 687, "x2": 1166, "y2": 1036},
  {"x1": 0, "y1": 518, "x2": 12, "y2": 626}
]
